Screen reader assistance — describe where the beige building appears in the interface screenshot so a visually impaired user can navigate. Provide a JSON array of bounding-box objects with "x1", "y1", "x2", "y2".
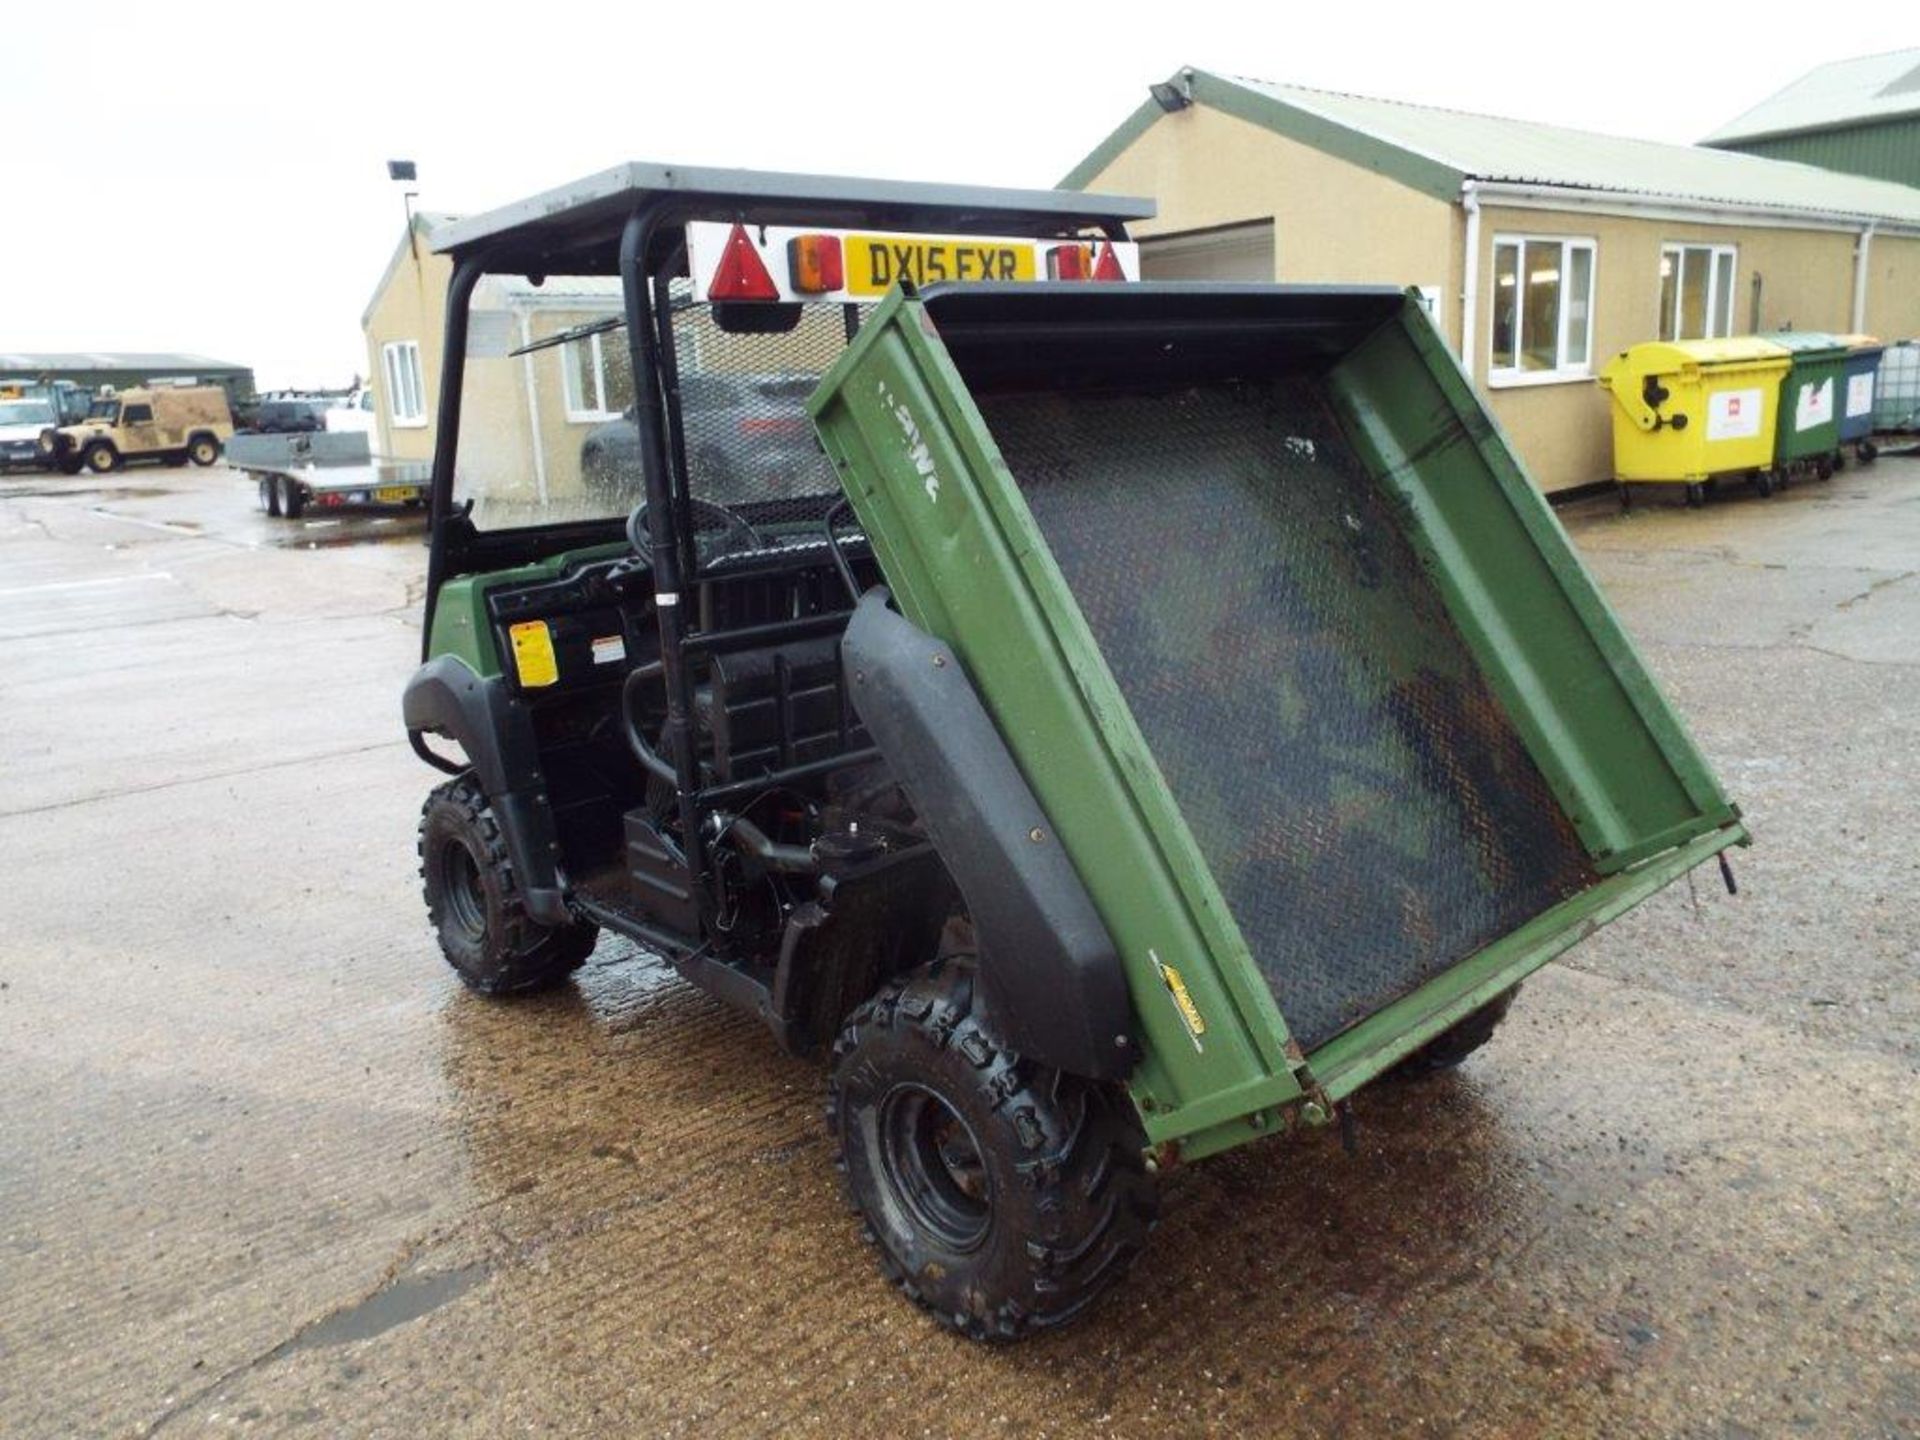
[{"x1": 1066, "y1": 69, "x2": 1920, "y2": 493}]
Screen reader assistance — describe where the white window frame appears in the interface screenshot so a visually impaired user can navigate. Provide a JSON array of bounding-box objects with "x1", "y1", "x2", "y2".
[
  {"x1": 561, "y1": 332, "x2": 623, "y2": 423},
  {"x1": 1659, "y1": 243, "x2": 1738, "y2": 341},
  {"x1": 382, "y1": 340, "x2": 427, "y2": 428},
  {"x1": 1487, "y1": 235, "x2": 1597, "y2": 389}
]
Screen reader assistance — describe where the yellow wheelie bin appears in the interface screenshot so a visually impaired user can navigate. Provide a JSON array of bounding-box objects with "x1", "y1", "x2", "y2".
[{"x1": 1597, "y1": 337, "x2": 1792, "y2": 505}]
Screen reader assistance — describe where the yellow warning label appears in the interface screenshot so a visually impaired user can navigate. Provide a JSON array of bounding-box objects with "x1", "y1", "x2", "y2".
[
  {"x1": 1152, "y1": 951, "x2": 1206, "y2": 1051},
  {"x1": 508, "y1": 620, "x2": 558, "y2": 688}
]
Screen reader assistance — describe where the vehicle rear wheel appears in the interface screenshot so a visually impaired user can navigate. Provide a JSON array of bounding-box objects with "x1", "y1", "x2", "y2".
[
  {"x1": 1753, "y1": 469, "x2": 1777, "y2": 497},
  {"x1": 1816, "y1": 454, "x2": 1836, "y2": 481},
  {"x1": 1388, "y1": 987, "x2": 1520, "y2": 1080},
  {"x1": 83, "y1": 442, "x2": 120, "y2": 474},
  {"x1": 278, "y1": 474, "x2": 306, "y2": 518},
  {"x1": 418, "y1": 776, "x2": 597, "y2": 995},
  {"x1": 828, "y1": 958, "x2": 1158, "y2": 1342},
  {"x1": 1684, "y1": 482, "x2": 1706, "y2": 508},
  {"x1": 187, "y1": 434, "x2": 220, "y2": 466},
  {"x1": 258, "y1": 475, "x2": 282, "y2": 516}
]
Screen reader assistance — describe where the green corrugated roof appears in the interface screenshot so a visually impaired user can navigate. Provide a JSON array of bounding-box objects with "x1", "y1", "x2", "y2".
[
  {"x1": 1065, "y1": 68, "x2": 1920, "y2": 229},
  {"x1": 1705, "y1": 49, "x2": 1920, "y2": 144}
]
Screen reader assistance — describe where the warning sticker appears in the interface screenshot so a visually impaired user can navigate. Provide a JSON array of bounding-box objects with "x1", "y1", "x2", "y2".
[
  {"x1": 508, "y1": 621, "x2": 559, "y2": 688},
  {"x1": 590, "y1": 633, "x2": 626, "y2": 666},
  {"x1": 1846, "y1": 372, "x2": 1875, "y2": 419},
  {"x1": 1795, "y1": 377, "x2": 1834, "y2": 432},
  {"x1": 1707, "y1": 388, "x2": 1763, "y2": 442}
]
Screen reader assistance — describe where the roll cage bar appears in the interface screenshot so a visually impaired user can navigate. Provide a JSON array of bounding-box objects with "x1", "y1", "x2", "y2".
[{"x1": 419, "y1": 164, "x2": 1150, "y2": 920}]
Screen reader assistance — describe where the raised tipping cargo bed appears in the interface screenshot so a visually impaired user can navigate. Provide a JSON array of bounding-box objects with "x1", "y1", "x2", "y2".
[{"x1": 810, "y1": 282, "x2": 1746, "y2": 1159}]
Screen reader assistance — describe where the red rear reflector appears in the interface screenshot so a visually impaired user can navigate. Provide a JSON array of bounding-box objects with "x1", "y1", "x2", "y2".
[
  {"x1": 787, "y1": 233, "x2": 844, "y2": 294},
  {"x1": 708, "y1": 222, "x2": 781, "y2": 301},
  {"x1": 1092, "y1": 242, "x2": 1126, "y2": 282},
  {"x1": 1047, "y1": 243, "x2": 1092, "y2": 281}
]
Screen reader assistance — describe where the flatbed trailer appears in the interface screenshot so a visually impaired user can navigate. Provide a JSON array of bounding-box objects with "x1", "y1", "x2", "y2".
[{"x1": 227, "y1": 432, "x2": 429, "y2": 518}]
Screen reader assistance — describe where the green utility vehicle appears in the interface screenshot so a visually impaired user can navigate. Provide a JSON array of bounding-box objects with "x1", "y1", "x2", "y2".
[{"x1": 404, "y1": 164, "x2": 1747, "y2": 1341}]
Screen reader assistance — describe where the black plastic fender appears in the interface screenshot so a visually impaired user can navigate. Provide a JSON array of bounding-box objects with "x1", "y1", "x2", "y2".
[
  {"x1": 841, "y1": 591, "x2": 1134, "y2": 1082},
  {"x1": 402, "y1": 656, "x2": 569, "y2": 926}
]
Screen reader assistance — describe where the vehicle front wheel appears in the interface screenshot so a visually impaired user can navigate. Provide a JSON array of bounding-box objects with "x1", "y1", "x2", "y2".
[
  {"x1": 828, "y1": 959, "x2": 1158, "y2": 1342},
  {"x1": 418, "y1": 776, "x2": 597, "y2": 995},
  {"x1": 1387, "y1": 986, "x2": 1520, "y2": 1080},
  {"x1": 83, "y1": 442, "x2": 120, "y2": 474},
  {"x1": 187, "y1": 434, "x2": 220, "y2": 466}
]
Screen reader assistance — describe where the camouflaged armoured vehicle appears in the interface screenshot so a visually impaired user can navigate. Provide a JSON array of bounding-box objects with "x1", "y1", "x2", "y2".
[
  {"x1": 41, "y1": 385, "x2": 230, "y2": 473},
  {"x1": 402, "y1": 163, "x2": 1747, "y2": 1341}
]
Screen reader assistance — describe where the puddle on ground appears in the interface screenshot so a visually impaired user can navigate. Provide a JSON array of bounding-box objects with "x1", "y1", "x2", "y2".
[
  {"x1": 260, "y1": 517, "x2": 428, "y2": 552},
  {"x1": 278, "y1": 1263, "x2": 491, "y2": 1355},
  {"x1": 2, "y1": 484, "x2": 172, "y2": 502}
]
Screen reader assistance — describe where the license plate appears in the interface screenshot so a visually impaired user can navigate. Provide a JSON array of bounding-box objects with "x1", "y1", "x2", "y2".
[
  {"x1": 373, "y1": 486, "x2": 417, "y2": 503},
  {"x1": 842, "y1": 235, "x2": 1036, "y2": 296}
]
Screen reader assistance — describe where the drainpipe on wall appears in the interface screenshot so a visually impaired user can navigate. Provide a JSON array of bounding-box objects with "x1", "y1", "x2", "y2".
[
  {"x1": 1459, "y1": 179, "x2": 1481, "y2": 376},
  {"x1": 517, "y1": 309, "x2": 550, "y2": 505},
  {"x1": 1852, "y1": 225, "x2": 1874, "y2": 334}
]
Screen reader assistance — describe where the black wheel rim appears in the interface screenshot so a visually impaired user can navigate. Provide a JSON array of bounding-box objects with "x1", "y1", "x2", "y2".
[
  {"x1": 439, "y1": 839, "x2": 487, "y2": 942},
  {"x1": 879, "y1": 1084, "x2": 991, "y2": 1251}
]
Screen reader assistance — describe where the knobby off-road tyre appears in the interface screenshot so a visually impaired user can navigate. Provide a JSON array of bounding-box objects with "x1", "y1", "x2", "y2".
[
  {"x1": 828, "y1": 959, "x2": 1159, "y2": 1342},
  {"x1": 1387, "y1": 986, "x2": 1520, "y2": 1080},
  {"x1": 418, "y1": 776, "x2": 596, "y2": 995}
]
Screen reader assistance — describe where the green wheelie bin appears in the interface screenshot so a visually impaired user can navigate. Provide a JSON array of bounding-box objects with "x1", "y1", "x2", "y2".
[{"x1": 1760, "y1": 331, "x2": 1848, "y2": 487}]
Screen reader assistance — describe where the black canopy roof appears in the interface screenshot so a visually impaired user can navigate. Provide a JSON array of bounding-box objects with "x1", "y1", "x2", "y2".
[{"x1": 430, "y1": 161, "x2": 1154, "y2": 275}]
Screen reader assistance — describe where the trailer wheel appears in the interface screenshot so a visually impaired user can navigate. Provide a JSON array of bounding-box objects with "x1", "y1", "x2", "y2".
[
  {"x1": 83, "y1": 442, "x2": 120, "y2": 474},
  {"x1": 1388, "y1": 987, "x2": 1520, "y2": 1080},
  {"x1": 1684, "y1": 482, "x2": 1705, "y2": 508},
  {"x1": 187, "y1": 434, "x2": 220, "y2": 466},
  {"x1": 1857, "y1": 440, "x2": 1879, "y2": 464},
  {"x1": 828, "y1": 958, "x2": 1158, "y2": 1343},
  {"x1": 258, "y1": 475, "x2": 282, "y2": 517},
  {"x1": 1753, "y1": 469, "x2": 1778, "y2": 498},
  {"x1": 418, "y1": 776, "x2": 597, "y2": 995},
  {"x1": 1816, "y1": 454, "x2": 1836, "y2": 481},
  {"x1": 278, "y1": 474, "x2": 306, "y2": 518}
]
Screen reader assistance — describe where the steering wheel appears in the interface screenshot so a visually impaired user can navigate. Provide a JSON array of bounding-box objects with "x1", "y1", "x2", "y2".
[{"x1": 626, "y1": 497, "x2": 763, "y2": 559}]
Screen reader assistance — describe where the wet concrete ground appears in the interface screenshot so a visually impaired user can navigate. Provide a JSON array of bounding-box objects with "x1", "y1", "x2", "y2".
[{"x1": 1, "y1": 459, "x2": 1915, "y2": 1437}]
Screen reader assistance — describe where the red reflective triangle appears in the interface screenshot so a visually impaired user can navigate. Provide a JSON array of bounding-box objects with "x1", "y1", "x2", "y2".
[
  {"x1": 1092, "y1": 242, "x2": 1126, "y2": 282},
  {"x1": 708, "y1": 222, "x2": 781, "y2": 301}
]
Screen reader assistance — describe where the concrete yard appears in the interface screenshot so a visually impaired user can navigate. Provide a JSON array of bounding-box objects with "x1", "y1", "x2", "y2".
[{"x1": 1, "y1": 459, "x2": 1916, "y2": 1437}]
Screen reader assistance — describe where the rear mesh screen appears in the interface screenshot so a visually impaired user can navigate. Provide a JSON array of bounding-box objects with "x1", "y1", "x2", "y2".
[
  {"x1": 978, "y1": 378, "x2": 1596, "y2": 1050},
  {"x1": 666, "y1": 280, "x2": 852, "y2": 543}
]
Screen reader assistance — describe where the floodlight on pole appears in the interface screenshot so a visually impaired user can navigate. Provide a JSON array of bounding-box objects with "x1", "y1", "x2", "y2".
[{"x1": 389, "y1": 159, "x2": 421, "y2": 258}]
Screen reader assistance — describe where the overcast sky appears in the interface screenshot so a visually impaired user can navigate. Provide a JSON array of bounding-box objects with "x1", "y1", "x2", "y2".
[{"x1": 5, "y1": 3, "x2": 1912, "y2": 388}]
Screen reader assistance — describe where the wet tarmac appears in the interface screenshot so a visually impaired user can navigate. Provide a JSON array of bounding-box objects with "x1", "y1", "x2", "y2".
[{"x1": 1, "y1": 461, "x2": 1915, "y2": 1437}]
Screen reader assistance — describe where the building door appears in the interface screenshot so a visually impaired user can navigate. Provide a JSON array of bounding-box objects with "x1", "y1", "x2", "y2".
[{"x1": 1140, "y1": 221, "x2": 1276, "y2": 282}]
